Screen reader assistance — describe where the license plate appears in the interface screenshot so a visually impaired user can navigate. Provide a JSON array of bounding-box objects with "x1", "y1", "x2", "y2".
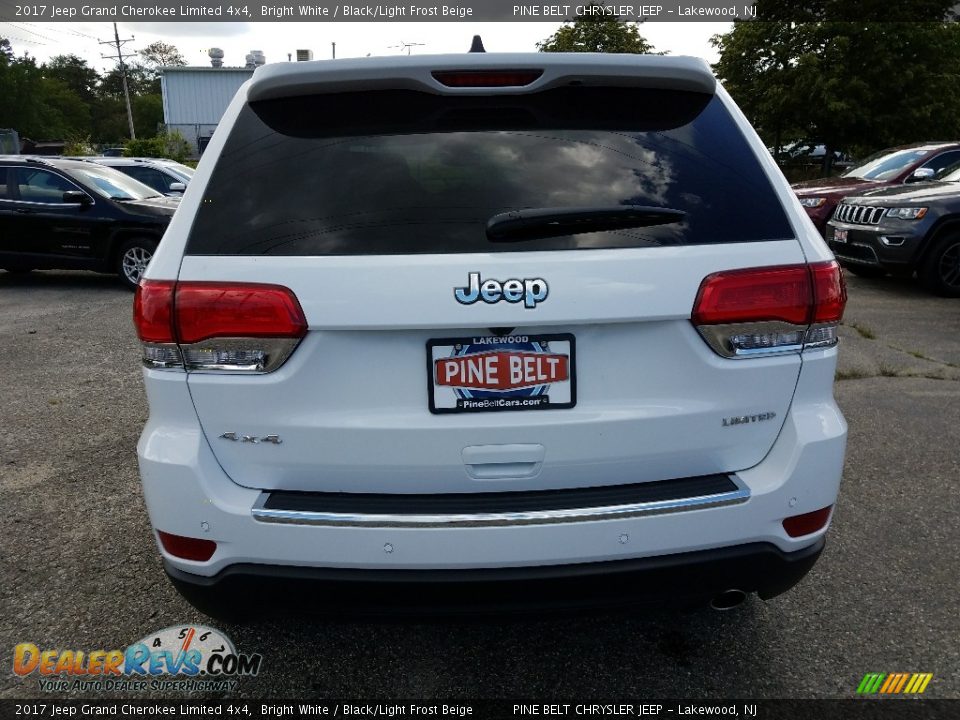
[
  {"x1": 833, "y1": 228, "x2": 848, "y2": 243},
  {"x1": 427, "y1": 333, "x2": 576, "y2": 414}
]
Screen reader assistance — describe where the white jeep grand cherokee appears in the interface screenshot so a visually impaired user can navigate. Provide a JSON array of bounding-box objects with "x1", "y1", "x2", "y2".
[{"x1": 134, "y1": 51, "x2": 847, "y2": 616}]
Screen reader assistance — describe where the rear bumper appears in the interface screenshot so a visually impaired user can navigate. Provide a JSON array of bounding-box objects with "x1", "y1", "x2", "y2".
[
  {"x1": 137, "y1": 350, "x2": 846, "y2": 584},
  {"x1": 165, "y1": 538, "x2": 825, "y2": 614}
]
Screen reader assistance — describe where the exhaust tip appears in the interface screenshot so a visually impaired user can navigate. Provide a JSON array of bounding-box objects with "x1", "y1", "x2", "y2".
[{"x1": 710, "y1": 589, "x2": 747, "y2": 611}]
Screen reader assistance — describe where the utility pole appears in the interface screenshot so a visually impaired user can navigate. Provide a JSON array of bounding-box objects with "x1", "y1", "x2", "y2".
[
  {"x1": 331, "y1": 42, "x2": 336, "y2": 59},
  {"x1": 389, "y1": 41, "x2": 425, "y2": 55},
  {"x1": 100, "y1": 23, "x2": 137, "y2": 140}
]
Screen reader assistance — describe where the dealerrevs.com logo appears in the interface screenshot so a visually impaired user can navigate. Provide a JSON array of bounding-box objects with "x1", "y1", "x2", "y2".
[{"x1": 13, "y1": 625, "x2": 262, "y2": 693}]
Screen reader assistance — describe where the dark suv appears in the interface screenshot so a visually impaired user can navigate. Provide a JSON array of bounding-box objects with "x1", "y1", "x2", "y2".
[
  {"x1": 793, "y1": 142, "x2": 960, "y2": 234},
  {"x1": 826, "y1": 165, "x2": 960, "y2": 296},
  {"x1": 0, "y1": 156, "x2": 178, "y2": 289}
]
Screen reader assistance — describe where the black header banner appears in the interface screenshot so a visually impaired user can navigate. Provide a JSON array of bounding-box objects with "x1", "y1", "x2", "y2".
[
  {"x1": 0, "y1": 0, "x2": 763, "y2": 22},
  {"x1": 1, "y1": 700, "x2": 957, "y2": 720},
  {"x1": 2, "y1": 0, "x2": 958, "y2": 22}
]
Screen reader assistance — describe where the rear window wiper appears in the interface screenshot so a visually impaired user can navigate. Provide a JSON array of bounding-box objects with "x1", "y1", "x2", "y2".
[{"x1": 486, "y1": 206, "x2": 687, "y2": 242}]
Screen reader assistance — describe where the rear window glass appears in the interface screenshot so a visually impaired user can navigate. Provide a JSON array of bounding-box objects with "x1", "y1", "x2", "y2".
[{"x1": 186, "y1": 87, "x2": 793, "y2": 256}]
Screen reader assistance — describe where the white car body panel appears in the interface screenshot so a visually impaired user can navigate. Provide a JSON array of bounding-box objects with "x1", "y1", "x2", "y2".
[{"x1": 179, "y1": 242, "x2": 806, "y2": 493}]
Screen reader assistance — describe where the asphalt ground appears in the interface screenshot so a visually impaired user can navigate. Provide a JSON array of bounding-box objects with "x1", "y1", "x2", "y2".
[{"x1": 1, "y1": 269, "x2": 958, "y2": 700}]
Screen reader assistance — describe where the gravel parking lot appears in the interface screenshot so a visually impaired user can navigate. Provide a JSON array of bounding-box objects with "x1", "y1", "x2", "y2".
[{"x1": 1, "y1": 269, "x2": 958, "y2": 700}]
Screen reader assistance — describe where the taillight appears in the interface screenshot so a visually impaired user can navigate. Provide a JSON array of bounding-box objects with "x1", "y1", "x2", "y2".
[
  {"x1": 175, "y1": 282, "x2": 307, "y2": 343},
  {"x1": 157, "y1": 530, "x2": 217, "y2": 562},
  {"x1": 133, "y1": 280, "x2": 307, "y2": 373},
  {"x1": 133, "y1": 280, "x2": 176, "y2": 342},
  {"x1": 431, "y1": 69, "x2": 544, "y2": 87},
  {"x1": 782, "y1": 506, "x2": 833, "y2": 537},
  {"x1": 134, "y1": 280, "x2": 180, "y2": 368},
  {"x1": 692, "y1": 261, "x2": 846, "y2": 358}
]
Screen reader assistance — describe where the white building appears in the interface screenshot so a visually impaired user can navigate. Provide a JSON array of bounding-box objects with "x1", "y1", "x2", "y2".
[{"x1": 160, "y1": 66, "x2": 254, "y2": 157}]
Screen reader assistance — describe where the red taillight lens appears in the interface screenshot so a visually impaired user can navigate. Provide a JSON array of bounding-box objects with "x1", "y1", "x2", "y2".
[
  {"x1": 157, "y1": 530, "x2": 217, "y2": 562},
  {"x1": 175, "y1": 282, "x2": 307, "y2": 344},
  {"x1": 692, "y1": 265, "x2": 812, "y2": 326},
  {"x1": 782, "y1": 506, "x2": 833, "y2": 537},
  {"x1": 691, "y1": 261, "x2": 847, "y2": 358},
  {"x1": 134, "y1": 281, "x2": 307, "y2": 373},
  {"x1": 810, "y1": 261, "x2": 846, "y2": 323},
  {"x1": 432, "y1": 69, "x2": 544, "y2": 87},
  {"x1": 133, "y1": 280, "x2": 176, "y2": 343}
]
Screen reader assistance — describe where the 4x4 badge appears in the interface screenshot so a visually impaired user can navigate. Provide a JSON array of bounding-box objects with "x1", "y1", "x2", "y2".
[
  {"x1": 454, "y1": 272, "x2": 548, "y2": 309},
  {"x1": 219, "y1": 432, "x2": 282, "y2": 444}
]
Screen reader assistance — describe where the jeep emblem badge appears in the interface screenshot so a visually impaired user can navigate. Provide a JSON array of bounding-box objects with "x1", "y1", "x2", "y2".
[{"x1": 454, "y1": 272, "x2": 549, "y2": 309}]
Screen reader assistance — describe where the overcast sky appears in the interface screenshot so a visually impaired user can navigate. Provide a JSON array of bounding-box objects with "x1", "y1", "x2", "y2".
[{"x1": 0, "y1": 21, "x2": 728, "y2": 70}]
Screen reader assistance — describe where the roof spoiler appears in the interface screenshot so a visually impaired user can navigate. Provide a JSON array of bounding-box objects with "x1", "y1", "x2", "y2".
[{"x1": 246, "y1": 54, "x2": 716, "y2": 103}]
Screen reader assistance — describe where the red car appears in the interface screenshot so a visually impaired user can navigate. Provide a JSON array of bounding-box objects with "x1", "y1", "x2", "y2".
[{"x1": 793, "y1": 142, "x2": 960, "y2": 234}]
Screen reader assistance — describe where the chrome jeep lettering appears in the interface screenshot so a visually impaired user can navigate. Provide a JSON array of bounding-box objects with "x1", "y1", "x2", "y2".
[{"x1": 454, "y1": 272, "x2": 549, "y2": 309}]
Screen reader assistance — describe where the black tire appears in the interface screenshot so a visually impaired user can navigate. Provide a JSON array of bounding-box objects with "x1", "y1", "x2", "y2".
[
  {"x1": 115, "y1": 238, "x2": 158, "y2": 290},
  {"x1": 845, "y1": 265, "x2": 886, "y2": 279},
  {"x1": 919, "y1": 234, "x2": 960, "y2": 297}
]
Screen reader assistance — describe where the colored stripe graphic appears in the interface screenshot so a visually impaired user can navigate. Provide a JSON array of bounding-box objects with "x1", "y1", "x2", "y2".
[
  {"x1": 858, "y1": 673, "x2": 932, "y2": 694},
  {"x1": 906, "y1": 673, "x2": 933, "y2": 694},
  {"x1": 857, "y1": 673, "x2": 886, "y2": 694}
]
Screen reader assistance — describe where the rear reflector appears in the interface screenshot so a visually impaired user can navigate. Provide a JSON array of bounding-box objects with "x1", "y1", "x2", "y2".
[
  {"x1": 692, "y1": 261, "x2": 846, "y2": 358},
  {"x1": 133, "y1": 280, "x2": 307, "y2": 373},
  {"x1": 157, "y1": 530, "x2": 217, "y2": 562},
  {"x1": 432, "y1": 69, "x2": 544, "y2": 87},
  {"x1": 782, "y1": 506, "x2": 833, "y2": 537}
]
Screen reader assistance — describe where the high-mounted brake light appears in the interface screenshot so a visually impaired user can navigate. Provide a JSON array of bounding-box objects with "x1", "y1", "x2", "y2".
[
  {"x1": 431, "y1": 69, "x2": 544, "y2": 87},
  {"x1": 692, "y1": 261, "x2": 846, "y2": 358},
  {"x1": 133, "y1": 280, "x2": 307, "y2": 373}
]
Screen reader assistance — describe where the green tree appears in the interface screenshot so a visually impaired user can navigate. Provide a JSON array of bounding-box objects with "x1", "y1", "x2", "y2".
[
  {"x1": 138, "y1": 41, "x2": 186, "y2": 69},
  {"x1": 0, "y1": 54, "x2": 77, "y2": 138},
  {"x1": 99, "y1": 64, "x2": 153, "y2": 99},
  {"x1": 124, "y1": 131, "x2": 190, "y2": 162},
  {"x1": 44, "y1": 54, "x2": 99, "y2": 105},
  {"x1": 136, "y1": 41, "x2": 186, "y2": 94},
  {"x1": 0, "y1": 38, "x2": 12, "y2": 62},
  {"x1": 90, "y1": 96, "x2": 130, "y2": 144},
  {"x1": 132, "y1": 94, "x2": 163, "y2": 138},
  {"x1": 712, "y1": 2, "x2": 960, "y2": 174},
  {"x1": 538, "y1": 4, "x2": 655, "y2": 53},
  {"x1": 38, "y1": 77, "x2": 92, "y2": 138},
  {"x1": 709, "y1": 22, "x2": 805, "y2": 162}
]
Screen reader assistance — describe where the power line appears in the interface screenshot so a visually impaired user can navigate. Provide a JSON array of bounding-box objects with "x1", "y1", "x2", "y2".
[
  {"x1": 2, "y1": 21, "x2": 57, "y2": 44},
  {"x1": 100, "y1": 22, "x2": 137, "y2": 140},
  {"x1": 0, "y1": 26, "x2": 48, "y2": 47},
  {"x1": 22, "y1": 22, "x2": 98, "y2": 41}
]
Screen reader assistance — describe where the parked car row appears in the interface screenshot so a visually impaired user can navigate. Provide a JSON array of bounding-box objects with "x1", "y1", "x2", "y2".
[
  {"x1": 67, "y1": 156, "x2": 194, "y2": 197},
  {"x1": 0, "y1": 156, "x2": 179, "y2": 289},
  {"x1": 793, "y1": 141, "x2": 960, "y2": 296}
]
